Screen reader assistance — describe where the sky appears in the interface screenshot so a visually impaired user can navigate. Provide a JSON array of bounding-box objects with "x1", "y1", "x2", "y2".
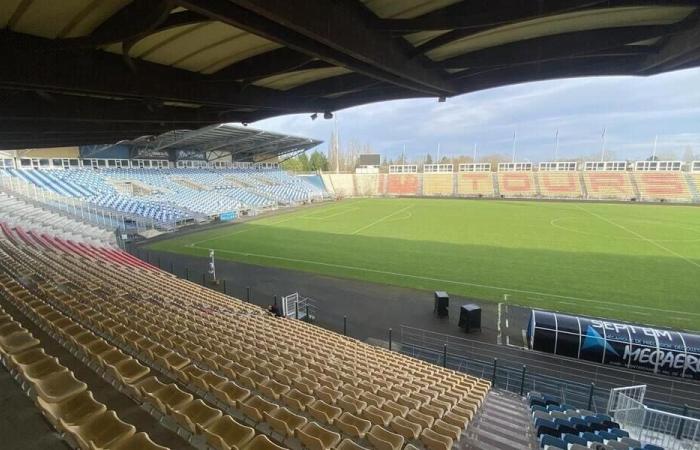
[{"x1": 256, "y1": 67, "x2": 700, "y2": 163}]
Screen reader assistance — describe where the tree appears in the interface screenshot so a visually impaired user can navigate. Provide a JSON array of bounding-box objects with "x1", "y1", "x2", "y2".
[
  {"x1": 280, "y1": 157, "x2": 303, "y2": 172},
  {"x1": 425, "y1": 153, "x2": 433, "y2": 164},
  {"x1": 682, "y1": 146, "x2": 695, "y2": 163},
  {"x1": 309, "y1": 150, "x2": 329, "y2": 171},
  {"x1": 297, "y1": 152, "x2": 310, "y2": 171}
]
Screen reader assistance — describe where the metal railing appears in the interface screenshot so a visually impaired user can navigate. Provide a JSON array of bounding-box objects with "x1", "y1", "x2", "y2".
[
  {"x1": 608, "y1": 385, "x2": 700, "y2": 449},
  {"x1": 399, "y1": 325, "x2": 700, "y2": 413}
]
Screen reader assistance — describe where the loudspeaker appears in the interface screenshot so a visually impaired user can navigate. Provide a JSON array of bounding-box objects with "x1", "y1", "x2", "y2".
[
  {"x1": 434, "y1": 291, "x2": 449, "y2": 317},
  {"x1": 459, "y1": 303, "x2": 481, "y2": 332}
]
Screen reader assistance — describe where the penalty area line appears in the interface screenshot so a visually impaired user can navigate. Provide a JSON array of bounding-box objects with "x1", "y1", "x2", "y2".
[{"x1": 191, "y1": 244, "x2": 700, "y2": 317}]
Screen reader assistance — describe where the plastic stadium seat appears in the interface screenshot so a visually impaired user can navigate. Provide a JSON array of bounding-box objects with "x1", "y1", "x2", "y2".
[
  {"x1": 238, "y1": 395, "x2": 278, "y2": 423},
  {"x1": 98, "y1": 348, "x2": 130, "y2": 368},
  {"x1": 407, "y1": 409, "x2": 434, "y2": 429},
  {"x1": 85, "y1": 340, "x2": 112, "y2": 358},
  {"x1": 382, "y1": 400, "x2": 409, "y2": 418},
  {"x1": 337, "y1": 438, "x2": 371, "y2": 450},
  {"x1": 170, "y1": 398, "x2": 222, "y2": 434},
  {"x1": 338, "y1": 395, "x2": 367, "y2": 415},
  {"x1": 562, "y1": 433, "x2": 587, "y2": 447},
  {"x1": 367, "y1": 425, "x2": 404, "y2": 450},
  {"x1": 109, "y1": 358, "x2": 150, "y2": 385},
  {"x1": 22, "y1": 356, "x2": 68, "y2": 383},
  {"x1": 605, "y1": 441, "x2": 630, "y2": 450},
  {"x1": 61, "y1": 410, "x2": 136, "y2": 450},
  {"x1": 362, "y1": 405, "x2": 393, "y2": 427},
  {"x1": 619, "y1": 437, "x2": 642, "y2": 448},
  {"x1": 420, "y1": 427, "x2": 453, "y2": 450},
  {"x1": 106, "y1": 432, "x2": 167, "y2": 450},
  {"x1": 0, "y1": 321, "x2": 25, "y2": 337},
  {"x1": 336, "y1": 412, "x2": 372, "y2": 439},
  {"x1": 596, "y1": 431, "x2": 618, "y2": 441},
  {"x1": 192, "y1": 370, "x2": 227, "y2": 392},
  {"x1": 9, "y1": 347, "x2": 47, "y2": 370},
  {"x1": 540, "y1": 434, "x2": 567, "y2": 449},
  {"x1": 389, "y1": 416, "x2": 422, "y2": 440},
  {"x1": 643, "y1": 444, "x2": 665, "y2": 450},
  {"x1": 297, "y1": 422, "x2": 341, "y2": 450},
  {"x1": 33, "y1": 370, "x2": 88, "y2": 403},
  {"x1": 198, "y1": 415, "x2": 255, "y2": 450},
  {"x1": 433, "y1": 419, "x2": 461, "y2": 441},
  {"x1": 243, "y1": 434, "x2": 286, "y2": 450},
  {"x1": 258, "y1": 378, "x2": 290, "y2": 400},
  {"x1": 419, "y1": 403, "x2": 444, "y2": 420},
  {"x1": 146, "y1": 383, "x2": 193, "y2": 415},
  {"x1": 580, "y1": 432, "x2": 603, "y2": 443},
  {"x1": 133, "y1": 376, "x2": 167, "y2": 401},
  {"x1": 213, "y1": 380, "x2": 251, "y2": 406},
  {"x1": 282, "y1": 389, "x2": 314, "y2": 412},
  {"x1": 264, "y1": 407, "x2": 308, "y2": 438},
  {"x1": 0, "y1": 330, "x2": 40, "y2": 355},
  {"x1": 36, "y1": 390, "x2": 107, "y2": 430},
  {"x1": 308, "y1": 399, "x2": 342, "y2": 425},
  {"x1": 316, "y1": 385, "x2": 342, "y2": 405}
]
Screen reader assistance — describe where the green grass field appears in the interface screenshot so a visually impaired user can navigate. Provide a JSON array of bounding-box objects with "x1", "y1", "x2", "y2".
[{"x1": 147, "y1": 198, "x2": 700, "y2": 330}]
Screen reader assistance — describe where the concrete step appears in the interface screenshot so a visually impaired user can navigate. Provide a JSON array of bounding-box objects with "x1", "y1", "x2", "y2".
[{"x1": 462, "y1": 391, "x2": 537, "y2": 450}]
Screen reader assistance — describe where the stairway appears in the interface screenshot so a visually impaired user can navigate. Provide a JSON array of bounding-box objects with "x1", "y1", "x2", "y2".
[
  {"x1": 460, "y1": 390, "x2": 537, "y2": 450},
  {"x1": 685, "y1": 172, "x2": 700, "y2": 202}
]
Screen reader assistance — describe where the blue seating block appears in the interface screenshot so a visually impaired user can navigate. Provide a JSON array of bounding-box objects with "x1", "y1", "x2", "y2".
[
  {"x1": 539, "y1": 435, "x2": 567, "y2": 449},
  {"x1": 562, "y1": 433, "x2": 587, "y2": 447},
  {"x1": 580, "y1": 432, "x2": 603, "y2": 443}
]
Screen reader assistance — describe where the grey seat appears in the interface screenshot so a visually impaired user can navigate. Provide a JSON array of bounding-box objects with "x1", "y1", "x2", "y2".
[{"x1": 619, "y1": 437, "x2": 641, "y2": 448}]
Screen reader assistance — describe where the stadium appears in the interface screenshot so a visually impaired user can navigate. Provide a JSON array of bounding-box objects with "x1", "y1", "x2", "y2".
[{"x1": 1, "y1": 2, "x2": 700, "y2": 450}]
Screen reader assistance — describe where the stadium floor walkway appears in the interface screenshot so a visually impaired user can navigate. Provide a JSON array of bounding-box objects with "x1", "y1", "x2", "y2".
[
  {"x1": 462, "y1": 391, "x2": 536, "y2": 450},
  {"x1": 0, "y1": 296, "x2": 195, "y2": 450},
  {"x1": 0, "y1": 365, "x2": 70, "y2": 450}
]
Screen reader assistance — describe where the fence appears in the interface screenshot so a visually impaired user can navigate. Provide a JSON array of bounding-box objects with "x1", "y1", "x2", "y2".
[
  {"x1": 399, "y1": 325, "x2": 700, "y2": 415},
  {"x1": 608, "y1": 385, "x2": 700, "y2": 449}
]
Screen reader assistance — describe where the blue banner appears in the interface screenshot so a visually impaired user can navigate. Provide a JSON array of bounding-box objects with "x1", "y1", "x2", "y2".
[{"x1": 220, "y1": 211, "x2": 236, "y2": 222}]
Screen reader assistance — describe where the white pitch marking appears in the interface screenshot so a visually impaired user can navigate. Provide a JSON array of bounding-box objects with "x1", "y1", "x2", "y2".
[
  {"x1": 188, "y1": 248, "x2": 700, "y2": 317},
  {"x1": 350, "y1": 205, "x2": 413, "y2": 235}
]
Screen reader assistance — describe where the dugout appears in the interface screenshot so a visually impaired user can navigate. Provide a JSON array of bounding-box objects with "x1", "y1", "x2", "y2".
[{"x1": 527, "y1": 310, "x2": 700, "y2": 380}]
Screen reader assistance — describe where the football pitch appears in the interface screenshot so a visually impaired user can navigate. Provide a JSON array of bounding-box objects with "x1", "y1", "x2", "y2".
[{"x1": 147, "y1": 198, "x2": 700, "y2": 331}]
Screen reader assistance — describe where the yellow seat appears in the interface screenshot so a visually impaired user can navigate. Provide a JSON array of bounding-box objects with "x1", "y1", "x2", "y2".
[
  {"x1": 433, "y1": 419, "x2": 461, "y2": 441},
  {"x1": 36, "y1": 390, "x2": 107, "y2": 430},
  {"x1": 420, "y1": 427, "x2": 453, "y2": 450},
  {"x1": 0, "y1": 322, "x2": 24, "y2": 338},
  {"x1": 110, "y1": 358, "x2": 150, "y2": 385},
  {"x1": 336, "y1": 412, "x2": 372, "y2": 439},
  {"x1": 308, "y1": 399, "x2": 342, "y2": 425},
  {"x1": 22, "y1": 356, "x2": 67, "y2": 383},
  {"x1": 360, "y1": 392, "x2": 385, "y2": 408},
  {"x1": 297, "y1": 421, "x2": 341, "y2": 450},
  {"x1": 98, "y1": 348, "x2": 130, "y2": 368},
  {"x1": 110, "y1": 432, "x2": 170, "y2": 450},
  {"x1": 407, "y1": 409, "x2": 433, "y2": 429},
  {"x1": 389, "y1": 416, "x2": 421, "y2": 440},
  {"x1": 171, "y1": 398, "x2": 222, "y2": 433},
  {"x1": 316, "y1": 385, "x2": 342, "y2": 405},
  {"x1": 264, "y1": 406, "x2": 308, "y2": 437},
  {"x1": 61, "y1": 410, "x2": 136, "y2": 450},
  {"x1": 367, "y1": 425, "x2": 404, "y2": 450},
  {"x1": 198, "y1": 415, "x2": 255, "y2": 450},
  {"x1": 441, "y1": 411, "x2": 468, "y2": 430},
  {"x1": 180, "y1": 364, "x2": 207, "y2": 384},
  {"x1": 0, "y1": 331, "x2": 39, "y2": 355},
  {"x1": 337, "y1": 438, "x2": 371, "y2": 450},
  {"x1": 451, "y1": 405, "x2": 473, "y2": 421},
  {"x1": 85, "y1": 340, "x2": 112, "y2": 358},
  {"x1": 282, "y1": 388, "x2": 314, "y2": 412},
  {"x1": 396, "y1": 396, "x2": 420, "y2": 411},
  {"x1": 376, "y1": 388, "x2": 399, "y2": 403},
  {"x1": 146, "y1": 384, "x2": 193, "y2": 415},
  {"x1": 419, "y1": 403, "x2": 444, "y2": 420},
  {"x1": 133, "y1": 376, "x2": 167, "y2": 401},
  {"x1": 192, "y1": 370, "x2": 227, "y2": 392},
  {"x1": 337, "y1": 395, "x2": 367, "y2": 415},
  {"x1": 237, "y1": 395, "x2": 278, "y2": 423},
  {"x1": 239, "y1": 369, "x2": 269, "y2": 390},
  {"x1": 212, "y1": 380, "x2": 250, "y2": 406},
  {"x1": 242, "y1": 434, "x2": 286, "y2": 450},
  {"x1": 160, "y1": 352, "x2": 191, "y2": 371},
  {"x1": 362, "y1": 405, "x2": 393, "y2": 427},
  {"x1": 293, "y1": 376, "x2": 320, "y2": 395},
  {"x1": 33, "y1": 370, "x2": 88, "y2": 403},
  {"x1": 258, "y1": 378, "x2": 290, "y2": 400}
]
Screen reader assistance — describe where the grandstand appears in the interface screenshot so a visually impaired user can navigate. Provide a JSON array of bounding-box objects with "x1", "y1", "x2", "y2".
[
  {"x1": 0, "y1": 219, "x2": 490, "y2": 450},
  {"x1": 496, "y1": 164, "x2": 538, "y2": 198},
  {"x1": 422, "y1": 166, "x2": 454, "y2": 197}
]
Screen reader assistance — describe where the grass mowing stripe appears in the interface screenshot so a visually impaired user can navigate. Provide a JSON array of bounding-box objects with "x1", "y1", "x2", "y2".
[
  {"x1": 574, "y1": 204, "x2": 700, "y2": 270},
  {"x1": 191, "y1": 244, "x2": 700, "y2": 317}
]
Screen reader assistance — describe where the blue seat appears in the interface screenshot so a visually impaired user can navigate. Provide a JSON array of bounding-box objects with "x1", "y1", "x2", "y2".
[
  {"x1": 643, "y1": 445, "x2": 665, "y2": 450},
  {"x1": 562, "y1": 433, "x2": 587, "y2": 447},
  {"x1": 539, "y1": 435, "x2": 567, "y2": 449},
  {"x1": 596, "y1": 430, "x2": 617, "y2": 441},
  {"x1": 531, "y1": 405, "x2": 548, "y2": 414},
  {"x1": 569, "y1": 417, "x2": 587, "y2": 426},
  {"x1": 580, "y1": 431, "x2": 603, "y2": 443},
  {"x1": 608, "y1": 428, "x2": 629, "y2": 438}
]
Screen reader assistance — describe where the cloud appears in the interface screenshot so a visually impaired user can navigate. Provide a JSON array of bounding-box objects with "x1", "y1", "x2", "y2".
[{"x1": 255, "y1": 67, "x2": 700, "y2": 162}]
